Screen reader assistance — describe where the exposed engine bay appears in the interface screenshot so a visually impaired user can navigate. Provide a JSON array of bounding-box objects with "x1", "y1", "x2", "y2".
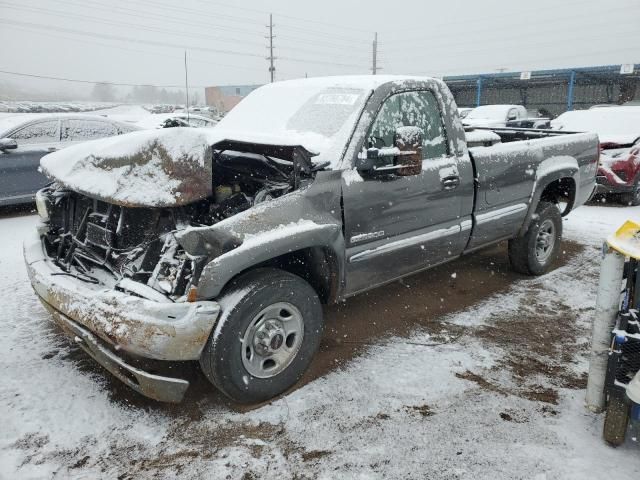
[{"x1": 39, "y1": 149, "x2": 313, "y2": 301}]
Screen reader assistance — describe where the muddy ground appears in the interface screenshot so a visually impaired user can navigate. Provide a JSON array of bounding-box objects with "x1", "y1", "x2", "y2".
[{"x1": 2, "y1": 207, "x2": 639, "y2": 479}]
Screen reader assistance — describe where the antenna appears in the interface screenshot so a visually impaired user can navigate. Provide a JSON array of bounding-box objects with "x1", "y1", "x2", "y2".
[{"x1": 184, "y1": 50, "x2": 190, "y2": 122}]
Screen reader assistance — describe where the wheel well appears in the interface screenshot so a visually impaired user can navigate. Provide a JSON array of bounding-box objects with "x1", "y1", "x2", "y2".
[
  {"x1": 222, "y1": 247, "x2": 341, "y2": 304},
  {"x1": 540, "y1": 177, "x2": 576, "y2": 216}
]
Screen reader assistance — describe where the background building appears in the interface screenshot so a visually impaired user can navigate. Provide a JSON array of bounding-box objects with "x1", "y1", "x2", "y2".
[
  {"x1": 205, "y1": 84, "x2": 261, "y2": 113},
  {"x1": 444, "y1": 64, "x2": 640, "y2": 116}
]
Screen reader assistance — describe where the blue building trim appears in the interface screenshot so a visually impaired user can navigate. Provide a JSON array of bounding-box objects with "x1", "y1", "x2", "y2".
[
  {"x1": 567, "y1": 70, "x2": 576, "y2": 111},
  {"x1": 475, "y1": 77, "x2": 483, "y2": 107}
]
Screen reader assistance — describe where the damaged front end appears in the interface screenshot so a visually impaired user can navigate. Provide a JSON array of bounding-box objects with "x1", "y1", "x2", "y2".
[
  {"x1": 27, "y1": 136, "x2": 321, "y2": 402},
  {"x1": 38, "y1": 141, "x2": 318, "y2": 302}
]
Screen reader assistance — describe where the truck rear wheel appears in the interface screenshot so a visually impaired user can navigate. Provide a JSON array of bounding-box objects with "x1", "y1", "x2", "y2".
[
  {"x1": 508, "y1": 201, "x2": 562, "y2": 275},
  {"x1": 199, "y1": 268, "x2": 323, "y2": 403},
  {"x1": 603, "y1": 393, "x2": 629, "y2": 446}
]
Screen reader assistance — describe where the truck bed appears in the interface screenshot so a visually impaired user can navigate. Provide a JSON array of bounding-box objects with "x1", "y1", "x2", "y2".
[{"x1": 465, "y1": 131, "x2": 599, "y2": 251}]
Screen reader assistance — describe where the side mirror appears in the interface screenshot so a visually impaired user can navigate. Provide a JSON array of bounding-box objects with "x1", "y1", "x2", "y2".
[
  {"x1": 507, "y1": 113, "x2": 518, "y2": 121},
  {"x1": 393, "y1": 126, "x2": 423, "y2": 176},
  {"x1": 356, "y1": 126, "x2": 423, "y2": 176},
  {"x1": 0, "y1": 138, "x2": 17, "y2": 151}
]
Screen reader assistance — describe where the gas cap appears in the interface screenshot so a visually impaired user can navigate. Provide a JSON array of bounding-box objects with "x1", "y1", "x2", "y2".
[{"x1": 627, "y1": 370, "x2": 640, "y2": 404}]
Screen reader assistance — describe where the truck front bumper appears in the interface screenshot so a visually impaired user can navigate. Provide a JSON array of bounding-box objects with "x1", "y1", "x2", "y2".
[{"x1": 23, "y1": 232, "x2": 221, "y2": 402}]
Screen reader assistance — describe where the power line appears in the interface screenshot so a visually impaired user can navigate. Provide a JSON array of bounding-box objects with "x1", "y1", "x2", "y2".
[
  {"x1": 0, "y1": 2, "x2": 265, "y2": 49},
  {"x1": 0, "y1": 69, "x2": 212, "y2": 88},
  {"x1": 0, "y1": 18, "x2": 265, "y2": 58},
  {"x1": 2, "y1": 23, "x2": 267, "y2": 73},
  {"x1": 381, "y1": 3, "x2": 633, "y2": 47},
  {"x1": 0, "y1": 18, "x2": 368, "y2": 70},
  {"x1": 186, "y1": 0, "x2": 374, "y2": 34},
  {"x1": 4, "y1": 1, "x2": 371, "y2": 65}
]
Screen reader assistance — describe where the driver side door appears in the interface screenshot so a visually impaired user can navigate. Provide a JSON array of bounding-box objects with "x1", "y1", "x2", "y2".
[{"x1": 342, "y1": 90, "x2": 467, "y2": 295}]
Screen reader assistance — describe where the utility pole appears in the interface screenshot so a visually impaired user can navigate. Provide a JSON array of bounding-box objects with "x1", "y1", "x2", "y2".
[
  {"x1": 267, "y1": 14, "x2": 276, "y2": 83},
  {"x1": 372, "y1": 32, "x2": 379, "y2": 75}
]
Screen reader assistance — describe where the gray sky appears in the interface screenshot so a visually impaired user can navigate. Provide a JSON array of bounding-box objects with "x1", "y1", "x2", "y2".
[{"x1": 0, "y1": 0, "x2": 638, "y2": 98}]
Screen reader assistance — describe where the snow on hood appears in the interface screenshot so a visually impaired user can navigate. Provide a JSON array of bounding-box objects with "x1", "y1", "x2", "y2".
[
  {"x1": 39, "y1": 125, "x2": 318, "y2": 207},
  {"x1": 40, "y1": 128, "x2": 215, "y2": 207}
]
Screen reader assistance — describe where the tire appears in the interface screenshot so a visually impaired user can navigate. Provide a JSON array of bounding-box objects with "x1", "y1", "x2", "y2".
[
  {"x1": 603, "y1": 393, "x2": 629, "y2": 446},
  {"x1": 619, "y1": 181, "x2": 640, "y2": 206},
  {"x1": 508, "y1": 201, "x2": 562, "y2": 275},
  {"x1": 199, "y1": 268, "x2": 324, "y2": 403}
]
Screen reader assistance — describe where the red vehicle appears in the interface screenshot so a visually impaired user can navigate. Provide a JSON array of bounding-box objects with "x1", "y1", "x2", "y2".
[
  {"x1": 597, "y1": 142, "x2": 640, "y2": 205},
  {"x1": 552, "y1": 107, "x2": 640, "y2": 205}
]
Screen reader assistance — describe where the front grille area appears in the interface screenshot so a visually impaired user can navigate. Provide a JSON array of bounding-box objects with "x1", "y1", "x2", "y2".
[{"x1": 44, "y1": 189, "x2": 178, "y2": 285}]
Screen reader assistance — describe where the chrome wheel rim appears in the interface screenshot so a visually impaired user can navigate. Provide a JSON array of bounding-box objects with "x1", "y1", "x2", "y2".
[
  {"x1": 241, "y1": 302, "x2": 304, "y2": 379},
  {"x1": 535, "y1": 219, "x2": 556, "y2": 263}
]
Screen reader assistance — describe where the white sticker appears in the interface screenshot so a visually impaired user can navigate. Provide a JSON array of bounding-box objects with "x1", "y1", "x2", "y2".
[{"x1": 315, "y1": 93, "x2": 360, "y2": 105}]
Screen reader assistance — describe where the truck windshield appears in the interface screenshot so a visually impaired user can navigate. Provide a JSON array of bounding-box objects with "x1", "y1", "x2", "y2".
[{"x1": 216, "y1": 81, "x2": 370, "y2": 169}]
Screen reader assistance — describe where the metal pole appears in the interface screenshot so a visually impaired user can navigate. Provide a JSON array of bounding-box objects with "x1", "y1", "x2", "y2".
[
  {"x1": 567, "y1": 70, "x2": 576, "y2": 111},
  {"x1": 268, "y1": 14, "x2": 275, "y2": 83},
  {"x1": 586, "y1": 244, "x2": 625, "y2": 412},
  {"x1": 184, "y1": 50, "x2": 190, "y2": 121},
  {"x1": 372, "y1": 32, "x2": 377, "y2": 75},
  {"x1": 475, "y1": 76, "x2": 483, "y2": 107}
]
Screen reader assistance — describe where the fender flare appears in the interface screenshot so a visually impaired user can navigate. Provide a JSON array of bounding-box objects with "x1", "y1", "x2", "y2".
[
  {"x1": 196, "y1": 223, "x2": 345, "y2": 299},
  {"x1": 518, "y1": 160, "x2": 579, "y2": 237}
]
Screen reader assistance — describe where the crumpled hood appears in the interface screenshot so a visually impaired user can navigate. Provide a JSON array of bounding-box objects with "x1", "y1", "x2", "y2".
[
  {"x1": 40, "y1": 127, "x2": 318, "y2": 208},
  {"x1": 40, "y1": 128, "x2": 215, "y2": 207}
]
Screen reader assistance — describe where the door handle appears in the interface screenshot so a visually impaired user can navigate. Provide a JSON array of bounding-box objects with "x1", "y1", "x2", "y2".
[
  {"x1": 441, "y1": 175, "x2": 460, "y2": 189},
  {"x1": 48, "y1": 147, "x2": 58, "y2": 152}
]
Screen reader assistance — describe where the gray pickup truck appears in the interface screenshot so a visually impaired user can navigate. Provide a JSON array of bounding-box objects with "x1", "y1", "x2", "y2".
[{"x1": 24, "y1": 76, "x2": 599, "y2": 403}]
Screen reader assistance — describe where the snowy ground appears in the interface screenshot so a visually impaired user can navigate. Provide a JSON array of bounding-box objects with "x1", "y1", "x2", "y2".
[{"x1": 1, "y1": 204, "x2": 640, "y2": 479}]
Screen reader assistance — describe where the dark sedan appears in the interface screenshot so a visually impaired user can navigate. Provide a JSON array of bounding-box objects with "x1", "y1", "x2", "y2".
[{"x1": 0, "y1": 114, "x2": 139, "y2": 206}]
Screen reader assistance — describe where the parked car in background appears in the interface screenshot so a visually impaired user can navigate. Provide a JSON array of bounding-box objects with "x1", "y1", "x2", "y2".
[
  {"x1": 457, "y1": 107, "x2": 473, "y2": 119},
  {"x1": 462, "y1": 104, "x2": 528, "y2": 127},
  {"x1": 0, "y1": 114, "x2": 139, "y2": 206},
  {"x1": 551, "y1": 106, "x2": 640, "y2": 204},
  {"x1": 506, "y1": 118, "x2": 551, "y2": 129}
]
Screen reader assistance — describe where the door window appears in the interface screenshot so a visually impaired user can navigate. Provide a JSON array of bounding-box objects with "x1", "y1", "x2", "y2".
[
  {"x1": 11, "y1": 120, "x2": 59, "y2": 144},
  {"x1": 367, "y1": 91, "x2": 448, "y2": 158},
  {"x1": 61, "y1": 119, "x2": 118, "y2": 141}
]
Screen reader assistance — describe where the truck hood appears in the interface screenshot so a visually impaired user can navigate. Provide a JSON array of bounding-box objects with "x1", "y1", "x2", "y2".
[{"x1": 40, "y1": 127, "x2": 316, "y2": 207}]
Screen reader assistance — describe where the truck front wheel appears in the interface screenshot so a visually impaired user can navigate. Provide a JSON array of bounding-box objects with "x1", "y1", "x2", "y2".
[
  {"x1": 199, "y1": 268, "x2": 324, "y2": 403},
  {"x1": 508, "y1": 201, "x2": 562, "y2": 275}
]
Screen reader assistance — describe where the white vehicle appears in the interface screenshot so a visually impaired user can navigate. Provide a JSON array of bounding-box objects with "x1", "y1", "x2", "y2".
[
  {"x1": 463, "y1": 104, "x2": 527, "y2": 128},
  {"x1": 457, "y1": 107, "x2": 473, "y2": 119},
  {"x1": 551, "y1": 106, "x2": 640, "y2": 145}
]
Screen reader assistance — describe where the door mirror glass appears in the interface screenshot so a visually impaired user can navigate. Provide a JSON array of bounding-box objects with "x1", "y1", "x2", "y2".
[
  {"x1": 0, "y1": 138, "x2": 17, "y2": 151},
  {"x1": 393, "y1": 126, "x2": 423, "y2": 176},
  {"x1": 356, "y1": 126, "x2": 423, "y2": 176},
  {"x1": 507, "y1": 111, "x2": 518, "y2": 121}
]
